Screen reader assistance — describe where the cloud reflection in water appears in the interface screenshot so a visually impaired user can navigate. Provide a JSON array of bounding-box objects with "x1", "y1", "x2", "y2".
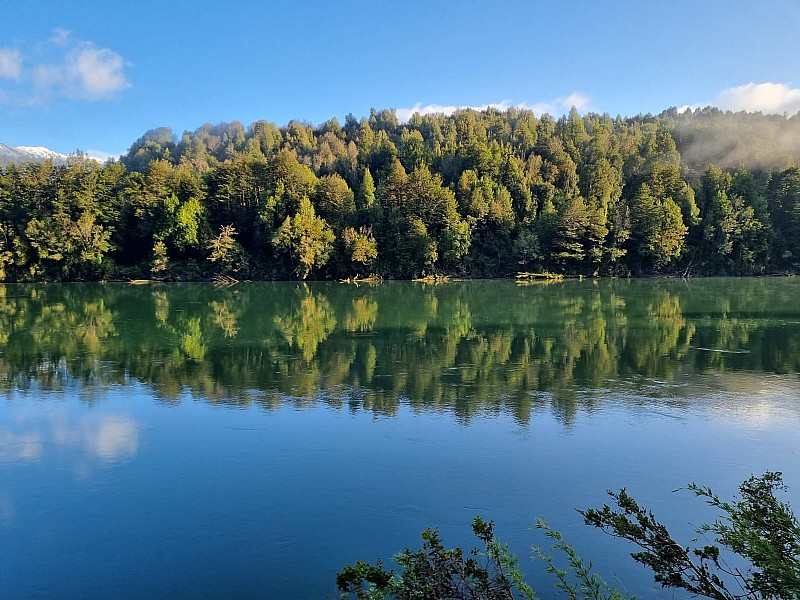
[{"x1": 1, "y1": 408, "x2": 139, "y2": 465}]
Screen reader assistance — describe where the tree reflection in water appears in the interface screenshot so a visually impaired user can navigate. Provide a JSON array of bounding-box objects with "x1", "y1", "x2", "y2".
[{"x1": 0, "y1": 279, "x2": 798, "y2": 424}]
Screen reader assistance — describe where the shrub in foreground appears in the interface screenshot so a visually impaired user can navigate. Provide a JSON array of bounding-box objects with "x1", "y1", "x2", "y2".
[{"x1": 337, "y1": 472, "x2": 800, "y2": 599}]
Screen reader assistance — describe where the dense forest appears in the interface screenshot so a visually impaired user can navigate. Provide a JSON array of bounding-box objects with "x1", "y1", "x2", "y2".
[{"x1": 1, "y1": 106, "x2": 799, "y2": 281}]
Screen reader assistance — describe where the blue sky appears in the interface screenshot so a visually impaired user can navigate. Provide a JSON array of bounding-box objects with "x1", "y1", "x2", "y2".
[{"x1": 2, "y1": 0, "x2": 800, "y2": 158}]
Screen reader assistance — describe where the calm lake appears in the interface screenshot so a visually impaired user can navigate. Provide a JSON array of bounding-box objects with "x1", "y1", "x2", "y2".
[{"x1": 1, "y1": 278, "x2": 799, "y2": 599}]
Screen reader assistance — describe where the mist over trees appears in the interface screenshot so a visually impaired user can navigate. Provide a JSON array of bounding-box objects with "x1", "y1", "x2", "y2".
[{"x1": 0, "y1": 106, "x2": 799, "y2": 281}]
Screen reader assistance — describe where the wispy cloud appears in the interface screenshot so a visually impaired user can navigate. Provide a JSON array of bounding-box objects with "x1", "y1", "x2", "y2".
[
  {"x1": 524, "y1": 92, "x2": 591, "y2": 118},
  {"x1": 682, "y1": 82, "x2": 800, "y2": 116},
  {"x1": 0, "y1": 29, "x2": 131, "y2": 105},
  {"x1": 0, "y1": 49, "x2": 22, "y2": 81},
  {"x1": 85, "y1": 148, "x2": 120, "y2": 162},
  {"x1": 59, "y1": 43, "x2": 130, "y2": 100},
  {"x1": 51, "y1": 28, "x2": 72, "y2": 47},
  {"x1": 394, "y1": 92, "x2": 591, "y2": 123}
]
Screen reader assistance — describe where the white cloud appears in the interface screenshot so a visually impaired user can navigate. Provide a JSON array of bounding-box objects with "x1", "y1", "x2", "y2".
[
  {"x1": 562, "y1": 92, "x2": 591, "y2": 111},
  {"x1": 0, "y1": 29, "x2": 131, "y2": 105},
  {"x1": 683, "y1": 82, "x2": 800, "y2": 116},
  {"x1": 394, "y1": 92, "x2": 591, "y2": 123},
  {"x1": 64, "y1": 44, "x2": 131, "y2": 99},
  {"x1": 715, "y1": 82, "x2": 800, "y2": 115},
  {"x1": 0, "y1": 49, "x2": 22, "y2": 80}
]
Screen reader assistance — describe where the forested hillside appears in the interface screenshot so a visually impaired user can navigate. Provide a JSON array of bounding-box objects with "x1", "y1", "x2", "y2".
[{"x1": 1, "y1": 106, "x2": 799, "y2": 281}]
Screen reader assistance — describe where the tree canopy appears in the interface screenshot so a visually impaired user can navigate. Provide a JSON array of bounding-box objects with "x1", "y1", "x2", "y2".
[{"x1": 1, "y1": 106, "x2": 799, "y2": 281}]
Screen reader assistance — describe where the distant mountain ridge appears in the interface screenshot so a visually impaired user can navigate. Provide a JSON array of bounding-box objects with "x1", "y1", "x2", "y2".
[
  {"x1": 0, "y1": 143, "x2": 70, "y2": 166},
  {"x1": 0, "y1": 143, "x2": 94, "y2": 166}
]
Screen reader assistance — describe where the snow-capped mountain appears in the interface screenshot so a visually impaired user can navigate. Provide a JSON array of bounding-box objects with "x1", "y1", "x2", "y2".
[
  {"x1": 0, "y1": 143, "x2": 99, "y2": 166},
  {"x1": 11, "y1": 146, "x2": 68, "y2": 161}
]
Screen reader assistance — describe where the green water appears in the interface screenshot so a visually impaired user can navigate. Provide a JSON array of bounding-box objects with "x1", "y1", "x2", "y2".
[{"x1": 1, "y1": 279, "x2": 798, "y2": 599}]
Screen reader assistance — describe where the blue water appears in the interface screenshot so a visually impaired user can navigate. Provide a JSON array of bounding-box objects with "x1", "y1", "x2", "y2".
[{"x1": 1, "y1": 280, "x2": 799, "y2": 599}]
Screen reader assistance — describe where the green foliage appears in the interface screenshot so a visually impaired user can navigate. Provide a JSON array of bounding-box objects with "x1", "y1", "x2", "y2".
[
  {"x1": 316, "y1": 173, "x2": 356, "y2": 227},
  {"x1": 767, "y1": 167, "x2": 800, "y2": 269},
  {"x1": 337, "y1": 516, "x2": 632, "y2": 600},
  {"x1": 442, "y1": 217, "x2": 471, "y2": 268},
  {"x1": 582, "y1": 472, "x2": 800, "y2": 600},
  {"x1": 272, "y1": 196, "x2": 335, "y2": 279},
  {"x1": 208, "y1": 224, "x2": 248, "y2": 276},
  {"x1": 338, "y1": 472, "x2": 799, "y2": 600},
  {"x1": 514, "y1": 227, "x2": 542, "y2": 270},
  {"x1": 2, "y1": 107, "x2": 800, "y2": 280},
  {"x1": 532, "y1": 519, "x2": 632, "y2": 600},
  {"x1": 691, "y1": 473, "x2": 800, "y2": 599},
  {"x1": 343, "y1": 226, "x2": 378, "y2": 274},
  {"x1": 151, "y1": 240, "x2": 169, "y2": 276},
  {"x1": 358, "y1": 168, "x2": 377, "y2": 213},
  {"x1": 629, "y1": 182, "x2": 688, "y2": 269},
  {"x1": 174, "y1": 196, "x2": 204, "y2": 250},
  {"x1": 337, "y1": 517, "x2": 517, "y2": 600}
]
